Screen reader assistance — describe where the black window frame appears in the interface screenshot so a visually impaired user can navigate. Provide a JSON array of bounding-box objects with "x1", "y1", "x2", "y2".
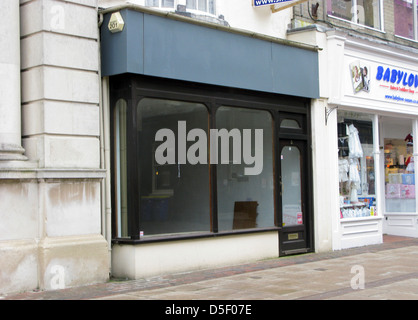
[{"x1": 110, "y1": 74, "x2": 312, "y2": 244}]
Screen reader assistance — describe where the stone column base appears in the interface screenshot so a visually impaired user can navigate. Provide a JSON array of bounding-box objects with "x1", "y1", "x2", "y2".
[{"x1": 0, "y1": 143, "x2": 28, "y2": 161}]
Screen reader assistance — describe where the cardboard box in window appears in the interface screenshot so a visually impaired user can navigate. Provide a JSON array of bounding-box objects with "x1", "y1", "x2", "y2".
[
  {"x1": 402, "y1": 174, "x2": 415, "y2": 185},
  {"x1": 385, "y1": 168, "x2": 399, "y2": 182},
  {"x1": 401, "y1": 185, "x2": 415, "y2": 199},
  {"x1": 388, "y1": 173, "x2": 402, "y2": 184},
  {"x1": 386, "y1": 184, "x2": 401, "y2": 198},
  {"x1": 233, "y1": 201, "x2": 258, "y2": 229}
]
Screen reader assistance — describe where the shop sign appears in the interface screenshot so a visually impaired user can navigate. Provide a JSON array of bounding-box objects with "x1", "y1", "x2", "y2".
[
  {"x1": 253, "y1": 0, "x2": 292, "y2": 7},
  {"x1": 253, "y1": 0, "x2": 308, "y2": 12},
  {"x1": 376, "y1": 65, "x2": 418, "y2": 105},
  {"x1": 349, "y1": 60, "x2": 418, "y2": 106}
]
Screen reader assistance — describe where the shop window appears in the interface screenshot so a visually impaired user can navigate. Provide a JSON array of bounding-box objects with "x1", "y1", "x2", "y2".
[
  {"x1": 338, "y1": 114, "x2": 377, "y2": 218},
  {"x1": 394, "y1": 0, "x2": 418, "y2": 41},
  {"x1": 384, "y1": 137, "x2": 416, "y2": 213},
  {"x1": 327, "y1": 0, "x2": 382, "y2": 30},
  {"x1": 110, "y1": 77, "x2": 313, "y2": 240},
  {"x1": 137, "y1": 98, "x2": 211, "y2": 236},
  {"x1": 114, "y1": 99, "x2": 129, "y2": 238},
  {"x1": 216, "y1": 106, "x2": 275, "y2": 230}
]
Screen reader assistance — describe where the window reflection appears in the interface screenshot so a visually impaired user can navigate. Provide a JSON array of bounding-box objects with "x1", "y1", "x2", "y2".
[
  {"x1": 281, "y1": 146, "x2": 302, "y2": 226},
  {"x1": 137, "y1": 98, "x2": 210, "y2": 236},
  {"x1": 216, "y1": 106, "x2": 275, "y2": 230}
]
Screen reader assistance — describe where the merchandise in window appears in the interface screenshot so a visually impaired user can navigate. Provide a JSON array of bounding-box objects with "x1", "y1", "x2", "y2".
[
  {"x1": 384, "y1": 136, "x2": 416, "y2": 213},
  {"x1": 338, "y1": 113, "x2": 376, "y2": 218},
  {"x1": 327, "y1": 0, "x2": 382, "y2": 30}
]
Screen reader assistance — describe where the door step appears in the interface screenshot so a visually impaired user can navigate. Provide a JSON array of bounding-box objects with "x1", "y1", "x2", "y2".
[{"x1": 282, "y1": 248, "x2": 309, "y2": 256}]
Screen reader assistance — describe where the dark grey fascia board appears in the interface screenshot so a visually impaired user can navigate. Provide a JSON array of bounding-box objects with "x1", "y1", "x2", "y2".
[{"x1": 98, "y1": 4, "x2": 321, "y2": 53}]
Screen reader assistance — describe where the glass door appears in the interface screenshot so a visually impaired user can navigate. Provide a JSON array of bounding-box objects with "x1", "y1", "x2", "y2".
[{"x1": 279, "y1": 139, "x2": 309, "y2": 255}]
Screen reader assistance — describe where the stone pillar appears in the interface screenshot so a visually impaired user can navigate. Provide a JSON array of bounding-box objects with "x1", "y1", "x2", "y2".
[{"x1": 0, "y1": 1, "x2": 26, "y2": 161}]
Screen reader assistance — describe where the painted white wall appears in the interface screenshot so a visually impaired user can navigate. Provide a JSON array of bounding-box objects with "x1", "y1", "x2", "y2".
[
  {"x1": 112, "y1": 232, "x2": 279, "y2": 279},
  {"x1": 217, "y1": 1, "x2": 292, "y2": 38}
]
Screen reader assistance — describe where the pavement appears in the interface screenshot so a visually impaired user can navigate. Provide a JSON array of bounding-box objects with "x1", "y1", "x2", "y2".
[{"x1": 3, "y1": 235, "x2": 418, "y2": 301}]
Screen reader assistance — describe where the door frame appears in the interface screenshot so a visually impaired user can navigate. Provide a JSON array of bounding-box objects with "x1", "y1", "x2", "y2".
[{"x1": 277, "y1": 112, "x2": 314, "y2": 256}]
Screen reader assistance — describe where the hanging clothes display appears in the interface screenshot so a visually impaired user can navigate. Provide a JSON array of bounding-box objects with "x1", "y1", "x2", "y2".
[
  {"x1": 347, "y1": 124, "x2": 363, "y2": 159},
  {"x1": 347, "y1": 124, "x2": 363, "y2": 202},
  {"x1": 339, "y1": 159, "x2": 349, "y2": 182}
]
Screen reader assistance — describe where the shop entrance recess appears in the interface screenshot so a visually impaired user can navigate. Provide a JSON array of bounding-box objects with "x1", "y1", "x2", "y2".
[{"x1": 277, "y1": 112, "x2": 313, "y2": 256}]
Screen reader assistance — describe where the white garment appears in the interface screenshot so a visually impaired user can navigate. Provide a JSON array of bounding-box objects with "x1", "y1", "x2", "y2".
[
  {"x1": 349, "y1": 158, "x2": 361, "y2": 188},
  {"x1": 339, "y1": 159, "x2": 349, "y2": 182},
  {"x1": 347, "y1": 124, "x2": 363, "y2": 159}
]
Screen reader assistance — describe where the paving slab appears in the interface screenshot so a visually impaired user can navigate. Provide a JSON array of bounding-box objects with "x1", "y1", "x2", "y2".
[{"x1": 3, "y1": 235, "x2": 418, "y2": 301}]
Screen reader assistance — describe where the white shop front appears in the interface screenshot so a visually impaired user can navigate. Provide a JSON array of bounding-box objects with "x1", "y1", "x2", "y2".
[{"x1": 327, "y1": 32, "x2": 418, "y2": 250}]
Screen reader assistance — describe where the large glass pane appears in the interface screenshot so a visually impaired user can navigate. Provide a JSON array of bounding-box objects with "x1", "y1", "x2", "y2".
[
  {"x1": 114, "y1": 99, "x2": 128, "y2": 237},
  {"x1": 395, "y1": 0, "x2": 414, "y2": 39},
  {"x1": 137, "y1": 98, "x2": 210, "y2": 236},
  {"x1": 216, "y1": 107, "x2": 275, "y2": 231},
  {"x1": 281, "y1": 146, "x2": 302, "y2": 226}
]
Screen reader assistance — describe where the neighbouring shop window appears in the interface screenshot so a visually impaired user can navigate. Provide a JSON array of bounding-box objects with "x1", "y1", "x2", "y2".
[
  {"x1": 384, "y1": 135, "x2": 416, "y2": 213},
  {"x1": 216, "y1": 107, "x2": 275, "y2": 230},
  {"x1": 327, "y1": 0, "x2": 382, "y2": 30},
  {"x1": 338, "y1": 112, "x2": 377, "y2": 218},
  {"x1": 394, "y1": 0, "x2": 418, "y2": 40},
  {"x1": 137, "y1": 98, "x2": 211, "y2": 236}
]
